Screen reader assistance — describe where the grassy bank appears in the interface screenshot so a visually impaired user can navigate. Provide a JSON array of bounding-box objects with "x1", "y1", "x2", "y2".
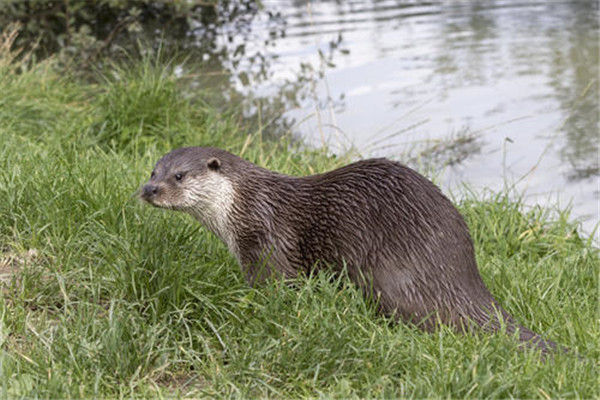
[{"x1": 0, "y1": 31, "x2": 598, "y2": 398}]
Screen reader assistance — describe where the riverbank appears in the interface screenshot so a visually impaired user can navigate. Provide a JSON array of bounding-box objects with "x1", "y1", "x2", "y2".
[{"x1": 0, "y1": 34, "x2": 598, "y2": 398}]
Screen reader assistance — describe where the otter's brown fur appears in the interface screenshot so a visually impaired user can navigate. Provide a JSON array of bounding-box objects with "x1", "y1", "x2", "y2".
[{"x1": 141, "y1": 146, "x2": 557, "y2": 354}]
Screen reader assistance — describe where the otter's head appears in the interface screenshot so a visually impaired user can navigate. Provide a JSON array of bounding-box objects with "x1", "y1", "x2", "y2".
[{"x1": 140, "y1": 147, "x2": 238, "y2": 244}]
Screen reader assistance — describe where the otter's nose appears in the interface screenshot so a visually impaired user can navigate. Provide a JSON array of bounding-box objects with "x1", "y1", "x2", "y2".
[{"x1": 142, "y1": 184, "x2": 159, "y2": 199}]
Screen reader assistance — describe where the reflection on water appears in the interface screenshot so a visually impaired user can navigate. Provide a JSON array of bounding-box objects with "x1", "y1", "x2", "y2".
[{"x1": 225, "y1": 0, "x2": 598, "y2": 235}]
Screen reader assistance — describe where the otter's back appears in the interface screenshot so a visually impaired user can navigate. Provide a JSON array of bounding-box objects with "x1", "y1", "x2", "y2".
[{"x1": 295, "y1": 159, "x2": 496, "y2": 325}]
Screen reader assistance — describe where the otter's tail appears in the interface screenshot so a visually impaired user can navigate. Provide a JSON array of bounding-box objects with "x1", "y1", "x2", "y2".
[
  {"x1": 473, "y1": 302, "x2": 560, "y2": 356},
  {"x1": 509, "y1": 323, "x2": 558, "y2": 355}
]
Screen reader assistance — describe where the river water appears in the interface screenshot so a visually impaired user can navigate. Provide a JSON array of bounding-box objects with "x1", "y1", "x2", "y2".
[{"x1": 211, "y1": 0, "x2": 599, "y2": 236}]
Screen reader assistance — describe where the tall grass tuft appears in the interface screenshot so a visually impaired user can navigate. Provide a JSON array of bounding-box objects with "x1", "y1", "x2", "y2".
[{"x1": 91, "y1": 54, "x2": 192, "y2": 152}]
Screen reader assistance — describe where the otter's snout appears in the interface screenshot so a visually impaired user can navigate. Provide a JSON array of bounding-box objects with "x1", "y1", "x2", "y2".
[{"x1": 141, "y1": 184, "x2": 159, "y2": 201}]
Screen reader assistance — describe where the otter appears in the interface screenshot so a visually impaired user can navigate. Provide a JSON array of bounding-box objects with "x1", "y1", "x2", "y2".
[{"x1": 141, "y1": 146, "x2": 558, "y2": 354}]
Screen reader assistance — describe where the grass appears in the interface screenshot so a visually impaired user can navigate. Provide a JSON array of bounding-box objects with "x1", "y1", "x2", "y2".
[{"x1": 0, "y1": 29, "x2": 598, "y2": 398}]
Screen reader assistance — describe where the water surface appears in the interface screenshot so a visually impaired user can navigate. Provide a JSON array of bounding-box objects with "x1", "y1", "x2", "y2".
[{"x1": 227, "y1": 0, "x2": 598, "y2": 235}]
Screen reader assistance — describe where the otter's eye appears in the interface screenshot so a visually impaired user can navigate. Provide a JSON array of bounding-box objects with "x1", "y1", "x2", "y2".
[{"x1": 174, "y1": 173, "x2": 183, "y2": 181}]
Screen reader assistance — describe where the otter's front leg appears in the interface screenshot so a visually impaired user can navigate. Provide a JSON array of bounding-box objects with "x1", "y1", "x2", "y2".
[{"x1": 239, "y1": 246, "x2": 298, "y2": 285}]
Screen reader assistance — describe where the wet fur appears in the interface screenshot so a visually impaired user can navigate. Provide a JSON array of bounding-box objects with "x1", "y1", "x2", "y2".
[{"x1": 142, "y1": 147, "x2": 558, "y2": 354}]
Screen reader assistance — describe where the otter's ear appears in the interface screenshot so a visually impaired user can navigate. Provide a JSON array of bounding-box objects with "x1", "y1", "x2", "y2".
[{"x1": 207, "y1": 157, "x2": 221, "y2": 171}]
